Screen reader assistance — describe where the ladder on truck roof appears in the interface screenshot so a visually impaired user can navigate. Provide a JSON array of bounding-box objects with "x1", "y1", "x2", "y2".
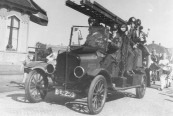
[{"x1": 66, "y1": 0, "x2": 126, "y2": 27}]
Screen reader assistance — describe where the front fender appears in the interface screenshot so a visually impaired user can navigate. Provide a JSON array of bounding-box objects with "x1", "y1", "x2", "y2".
[
  {"x1": 87, "y1": 68, "x2": 112, "y2": 87},
  {"x1": 25, "y1": 61, "x2": 48, "y2": 73}
]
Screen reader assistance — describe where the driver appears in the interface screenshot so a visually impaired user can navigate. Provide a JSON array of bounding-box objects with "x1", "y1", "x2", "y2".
[{"x1": 85, "y1": 17, "x2": 106, "y2": 48}]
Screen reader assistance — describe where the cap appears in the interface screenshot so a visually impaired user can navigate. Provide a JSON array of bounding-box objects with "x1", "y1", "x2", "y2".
[{"x1": 128, "y1": 17, "x2": 136, "y2": 24}]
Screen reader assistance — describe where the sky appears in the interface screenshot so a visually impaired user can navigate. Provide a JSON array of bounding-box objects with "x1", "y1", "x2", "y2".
[{"x1": 28, "y1": 0, "x2": 173, "y2": 48}]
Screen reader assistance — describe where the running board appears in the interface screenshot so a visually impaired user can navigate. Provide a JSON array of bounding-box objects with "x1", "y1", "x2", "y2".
[{"x1": 109, "y1": 85, "x2": 141, "y2": 91}]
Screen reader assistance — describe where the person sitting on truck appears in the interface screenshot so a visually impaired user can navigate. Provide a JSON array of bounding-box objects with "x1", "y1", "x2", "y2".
[
  {"x1": 135, "y1": 19, "x2": 150, "y2": 59},
  {"x1": 101, "y1": 23, "x2": 123, "y2": 71},
  {"x1": 124, "y1": 17, "x2": 138, "y2": 76}
]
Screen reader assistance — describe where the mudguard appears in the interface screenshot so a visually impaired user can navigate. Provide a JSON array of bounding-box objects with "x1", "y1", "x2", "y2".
[
  {"x1": 25, "y1": 61, "x2": 48, "y2": 73},
  {"x1": 87, "y1": 68, "x2": 112, "y2": 87}
]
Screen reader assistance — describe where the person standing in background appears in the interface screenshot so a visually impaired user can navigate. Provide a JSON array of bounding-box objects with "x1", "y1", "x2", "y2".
[
  {"x1": 158, "y1": 53, "x2": 169, "y2": 91},
  {"x1": 20, "y1": 54, "x2": 33, "y2": 86}
]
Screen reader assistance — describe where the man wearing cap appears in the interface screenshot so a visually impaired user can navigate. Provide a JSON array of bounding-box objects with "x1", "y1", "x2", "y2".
[
  {"x1": 151, "y1": 49, "x2": 159, "y2": 63},
  {"x1": 101, "y1": 23, "x2": 123, "y2": 70},
  {"x1": 85, "y1": 17, "x2": 104, "y2": 48},
  {"x1": 124, "y1": 17, "x2": 141, "y2": 75},
  {"x1": 85, "y1": 17, "x2": 108, "y2": 48},
  {"x1": 135, "y1": 19, "x2": 150, "y2": 66}
]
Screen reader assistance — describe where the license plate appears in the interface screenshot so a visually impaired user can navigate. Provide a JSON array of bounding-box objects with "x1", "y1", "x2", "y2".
[{"x1": 55, "y1": 88, "x2": 76, "y2": 98}]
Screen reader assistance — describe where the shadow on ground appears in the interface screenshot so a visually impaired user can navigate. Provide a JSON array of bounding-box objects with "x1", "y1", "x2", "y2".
[
  {"x1": 6, "y1": 90, "x2": 137, "y2": 114},
  {"x1": 6, "y1": 93, "x2": 29, "y2": 103},
  {"x1": 148, "y1": 83, "x2": 160, "y2": 90},
  {"x1": 165, "y1": 99, "x2": 173, "y2": 102},
  {"x1": 9, "y1": 81, "x2": 24, "y2": 89},
  {"x1": 159, "y1": 88, "x2": 173, "y2": 98}
]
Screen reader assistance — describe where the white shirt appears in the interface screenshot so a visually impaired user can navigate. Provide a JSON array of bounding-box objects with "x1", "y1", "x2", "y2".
[{"x1": 159, "y1": 59, "x2": 169, "y2": 70}]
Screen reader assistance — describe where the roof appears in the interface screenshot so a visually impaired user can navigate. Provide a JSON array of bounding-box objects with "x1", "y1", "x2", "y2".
[
  {"x1": 0, "y1": 0, "x2": 48, "y2": 26},
  {"x1": 146, "y1": 43, "x2": 167, "y2": 54},
  {"x1": 0, "y1": 0, "x2": 36, "y2": 10}
]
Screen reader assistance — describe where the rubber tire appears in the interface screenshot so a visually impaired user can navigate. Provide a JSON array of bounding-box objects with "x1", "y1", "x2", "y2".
[
  {"x1": 25, "y1": 70, "x2": 48, "y2": 103},
  {"x1": 136, "y1": 75, "x2": 146, "y2": 99},
  {"x1": 87, "y1": 75, "x2": 107, "y2": 115},
  {"x1": 145, "y1": 68, "x2": 151, "y2": 87}
]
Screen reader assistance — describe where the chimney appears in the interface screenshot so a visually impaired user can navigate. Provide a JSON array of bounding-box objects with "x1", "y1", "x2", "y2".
[
  {"x1": 152, "y1": 41, "x2": 154, "y2": 44},
  {"x1": 159, "y1": 43, "x2": 161, "y2": 46}
]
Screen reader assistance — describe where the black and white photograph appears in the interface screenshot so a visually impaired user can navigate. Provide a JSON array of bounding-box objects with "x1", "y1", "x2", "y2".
[{"x1": 0, "y1": 0, "x2": 173, "y2": 116}]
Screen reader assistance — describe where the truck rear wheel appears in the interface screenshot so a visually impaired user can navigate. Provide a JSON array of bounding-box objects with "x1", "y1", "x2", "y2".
[
  {"x1": 87, "y1": 75, "x2": 107, "y2": 114},
  {"x1": 136, "y1": 75, "x2": 146, "y2": 99},
  {"x1": 25, "y1": 70, "x2": 48, "y2": 103}
]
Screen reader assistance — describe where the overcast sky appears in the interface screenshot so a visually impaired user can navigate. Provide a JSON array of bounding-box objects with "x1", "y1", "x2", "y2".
[{"x1": 28, "y1": 0, "x2": 173, "y2": 48}]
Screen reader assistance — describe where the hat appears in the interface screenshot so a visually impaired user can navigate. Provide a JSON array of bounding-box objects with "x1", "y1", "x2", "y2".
[
  {"x1": 136, "y1": 19, "x2": 141, "y2": 26},
  {"x1": 128, "y1": 17, "x2": 136, "y2": 24},
  {"x1": 111, "y1": 23, "x2": 119, "y2": 31}
]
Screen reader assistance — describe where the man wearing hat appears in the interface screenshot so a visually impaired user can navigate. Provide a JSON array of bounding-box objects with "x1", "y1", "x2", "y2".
[
  {"x1": 85, "y1": 17, "x2": 105, "y2": 48},
  {"x1": 151, "y1": 49, "x2": 159, "y2": 63},
  {"x1": 135, "y1": 19, "x2": 150, "y2": 65},
  {"x1": 124, "y1": 17, "x2": 141, "y2": 75}
]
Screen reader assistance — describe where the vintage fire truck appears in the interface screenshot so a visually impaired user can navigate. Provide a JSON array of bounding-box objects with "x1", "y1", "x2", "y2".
[{"x1": 24, "y1": 0, "x2": 150, "y2": 114}]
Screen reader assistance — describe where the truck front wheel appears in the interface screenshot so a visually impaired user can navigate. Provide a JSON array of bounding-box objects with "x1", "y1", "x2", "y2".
[
  {"x1": 87, "y1": 75, "x2": 107, "y2": 114},
  {"x1": 25, "y1": 70, "x2": 48, "y2": 103}
]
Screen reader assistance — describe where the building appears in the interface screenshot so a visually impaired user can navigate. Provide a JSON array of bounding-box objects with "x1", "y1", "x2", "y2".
[
  {"x1": 146, "y1": 41, "x2": 168, "y2": 54},
  {"x1": 0, "y1": 0, "x2": 48, "y2": 64}
]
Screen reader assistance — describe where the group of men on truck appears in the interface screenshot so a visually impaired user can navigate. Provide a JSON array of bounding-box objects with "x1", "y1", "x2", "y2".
[{"x1": 85, "y1": 17, "x2": 150, "y2": 77}]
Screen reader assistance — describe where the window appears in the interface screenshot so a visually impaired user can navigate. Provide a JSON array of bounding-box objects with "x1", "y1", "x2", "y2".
[{"x1": 6, "y1": 16, "x2": 20, "y2": 51}]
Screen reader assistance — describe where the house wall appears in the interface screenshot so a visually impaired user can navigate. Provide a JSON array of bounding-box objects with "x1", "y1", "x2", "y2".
[{"x1": 0, "y1": 8, "x2": 29, "y2": 63}]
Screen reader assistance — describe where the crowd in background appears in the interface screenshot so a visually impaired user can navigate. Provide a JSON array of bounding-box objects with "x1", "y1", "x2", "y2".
[{"x1": 150, "y1": 49, "x2": 173, "y2": 91}]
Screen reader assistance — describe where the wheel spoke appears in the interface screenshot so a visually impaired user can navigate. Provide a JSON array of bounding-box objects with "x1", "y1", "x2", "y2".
[
  {"x1": 92, "y1": 97, "x2": 96, "y2": 108},
  {"x1": 38, "y1": 75, "x2": 43, "y2": 82},
  {"x1": 37, "y1": 74, "x2": 42, "y2": 82},
  {"x1": 99, "y1": 83, "x2": 104, "y2": 93},
  {"x1": 30, "y1": 85, "x2": 36, "y2": 89},
  {"x1": 95, "y1": 83, "x2": 99, "y2": 92},
  {"x1": 30, "y1": 80, "x2": 36, "y2": 86},
  {"x1": 93, "y1": 92, "x2": 97, "y2": 96},
  {"x1": 33, "y1": 75, "x2": 37, "y2": 83},
  {"x1": 92, "y1": 96, "x2": 97, "y2": 102},
  {"x1": 97, "y1": 81, "x2": 102, "y2": 91},
  {"x1": 95, "y1": 98, "x2": 98, "y2": 109},
  {"x1": 31, "y1": 88, "x2": 37, "y2": 97},
  {"x1": 36, "y1": 89, "x2": 41, "y2": 98},
  {"x1": 100, "y1": 88, "x2": 105, "y2": 94},
  {"x1": 37, "y1": 73, "x2": 41, "y2": 81},
  {"x1": 38, "y1": 78, "x2": 43, "y2": 83},
  {"x1": 35, "y1": 74, "x2": 38, "y2": 82},
  {"x1": 97, "y1": 98, "x2": 101, "y2": 108}
]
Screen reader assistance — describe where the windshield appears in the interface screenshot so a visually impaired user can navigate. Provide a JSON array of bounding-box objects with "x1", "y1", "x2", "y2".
[{"x1": 70, "y1": 26, "x2": 108, "y2": 50}]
